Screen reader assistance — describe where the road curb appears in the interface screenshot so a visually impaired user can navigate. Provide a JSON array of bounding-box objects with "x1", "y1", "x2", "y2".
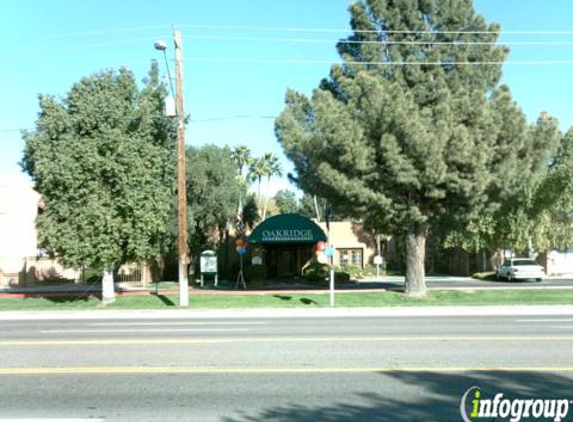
[{"x1": 1, "y1": 305, "x2": 573, "y2": 321}]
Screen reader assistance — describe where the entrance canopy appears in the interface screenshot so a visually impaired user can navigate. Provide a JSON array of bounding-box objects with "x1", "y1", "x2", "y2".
[{"x1": 248, "y1": 213, "x2": 327, "y2": 245}]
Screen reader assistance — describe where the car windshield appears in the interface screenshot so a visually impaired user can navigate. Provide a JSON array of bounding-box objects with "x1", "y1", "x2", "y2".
[{"x1": 512, "y1": 260, "x2": 538, "y2": 266}]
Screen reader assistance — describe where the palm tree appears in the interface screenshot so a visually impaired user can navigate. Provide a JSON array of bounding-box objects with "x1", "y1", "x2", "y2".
[
  {"x1": 241, "y1": 194, "x2": 260, "y2": 231},
  {"x1": 247, "y1": 156, "x2": 266, "y2": 211},
  {"x1": 262, "y1": 153, "x2": 283, "y2": 220},
  {"x1": 231, "y1": 144, "x2": 251, "y2": 180}
]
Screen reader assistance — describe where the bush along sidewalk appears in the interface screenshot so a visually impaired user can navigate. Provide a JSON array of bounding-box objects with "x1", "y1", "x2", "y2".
[{"x1": 303, "y1": 263, "x2": 351, "y2": 284}]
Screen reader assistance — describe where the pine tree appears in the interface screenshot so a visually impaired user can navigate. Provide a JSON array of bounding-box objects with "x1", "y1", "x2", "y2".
[{"x1": 276, "y1": 0, "x2": 559, "y2": 295}]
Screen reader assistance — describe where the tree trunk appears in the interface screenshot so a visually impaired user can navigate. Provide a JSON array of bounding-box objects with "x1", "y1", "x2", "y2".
[
  {"x1": 102, "y1": 269, "x2": 115, "y2": 304},
  {"x1": 141, "y1": 261, "x2": 152, "y2": 287},
  {"x1": 257, "y1": 178, "x2": 262, "y2": 210},
  {"x1": 404, "y1": 228, "x2": 427, "y2": 297},
  {"x1": 263, "y1": 177, "x2": 271, "y2": 220},
  {"x1": 313, "y1": 195, "x2": 321, "y2": 221},
  {"x1": 490, "y1": 249, "x2": 503, "y2": 272}
]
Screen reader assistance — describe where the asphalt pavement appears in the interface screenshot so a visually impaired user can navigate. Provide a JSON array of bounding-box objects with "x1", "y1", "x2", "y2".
[
  {"x1": 2, "y1": 274, "x2": 573, "y2": 298},
  {"x1": 0, "y1": 313, "x2": 572, "y2": 421},
  {"x1": 356, "y1": 274, "x2": 573, "y2": 290}
]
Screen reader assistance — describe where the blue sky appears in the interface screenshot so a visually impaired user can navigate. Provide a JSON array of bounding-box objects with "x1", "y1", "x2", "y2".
[{"x1": 1, "y1": 0, "x2": 573, "y2": 193}]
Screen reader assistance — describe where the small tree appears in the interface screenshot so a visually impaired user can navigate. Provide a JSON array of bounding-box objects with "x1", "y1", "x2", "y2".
[
  {"x1": 21, "y1": 65, "x2": 175, "y2": 302},
  {"x1": 275, "y1": 189, "x2": 300, "y2": 214},
  {"x1": 182, "y1": 145, "x2": 243, "y2": 264}
]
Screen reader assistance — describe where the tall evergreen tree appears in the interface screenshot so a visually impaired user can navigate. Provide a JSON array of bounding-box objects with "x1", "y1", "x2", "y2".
[
  {"x1": 21, "y1": 64, "x2": 176, "y2": 302},
  {"x1": 276, "y1": 0, "x2": 559, "y2": 295}
]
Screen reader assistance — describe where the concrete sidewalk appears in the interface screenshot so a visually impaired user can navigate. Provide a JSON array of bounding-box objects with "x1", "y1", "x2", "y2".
[
  {"x1": 1, "y1": 305, "x2": 573, "y2": 321},
  {"x1": 2, "y1": 274, "x2": 573, "y2": 298}
]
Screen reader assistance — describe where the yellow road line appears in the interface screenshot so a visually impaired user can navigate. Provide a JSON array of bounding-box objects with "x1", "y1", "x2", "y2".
[
  {"x1": 0, "y1": 366, "x2": 572, "y2": 375},
  {"x1": 0, "y1": 336, "x2": 572, "y2": 347}
]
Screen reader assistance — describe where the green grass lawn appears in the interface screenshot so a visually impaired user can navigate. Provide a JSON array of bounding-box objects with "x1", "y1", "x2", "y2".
[{"x1": 0, "y1": 289, "x2": 572, "y2": 311}]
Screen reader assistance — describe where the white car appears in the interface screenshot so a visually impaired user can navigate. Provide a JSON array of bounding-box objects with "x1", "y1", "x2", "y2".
[{"x1": 496, "y1": 258, "x2": 545, "y2": 282}]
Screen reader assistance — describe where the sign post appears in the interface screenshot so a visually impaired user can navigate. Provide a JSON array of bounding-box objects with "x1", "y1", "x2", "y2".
[
  {"x1": 199, "y1": 250, "x2": 218, "y2": 288},
  {"x1": 376, "y1": 234, "x2": 381, "y2": 279},
  {"x1": 324, "y1": 203, "x2": 335, "y2": 307},
  {"x1": 325, "y1": 246, "x2": 335, "y2": 307},
  {"x1": 235, "y1": 239, "x2": 247, "y2": 290},
  {"x1": 374, "y1": 255, "x2": 383, "y2": 279}
]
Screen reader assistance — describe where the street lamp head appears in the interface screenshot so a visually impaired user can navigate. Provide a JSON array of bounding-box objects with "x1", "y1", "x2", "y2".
[{"x1": 154, "y1": 40, "x2": 168, "y2": 51}]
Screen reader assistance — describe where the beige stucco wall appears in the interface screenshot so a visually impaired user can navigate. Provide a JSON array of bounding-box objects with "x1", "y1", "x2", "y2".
[
  {"x1": 0, "y1": 178, "x2": 39, "y2": 267},
  {"x1": 316, "y1": 221, "x2": 378, "y2": 267}
]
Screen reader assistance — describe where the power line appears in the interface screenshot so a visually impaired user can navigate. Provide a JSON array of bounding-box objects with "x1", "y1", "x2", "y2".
[
  {"x1": 185, "y1": 57, "x2": 573, "y2": 66},
  {"x1": 12, "y1": 23, "x2": 573, "y2": 44},
  {"x1": 12, "y1": 24, "x2": 173, "y2": 42},
  {"x1": 177, "y1": 23, "x2": 573, "y2": 35},
  {"x1": 0, "y1": 60, "x2": 156, "y2": 81},
  {"x1": 10, "y1": 34, "x2": 573, "y2": 62},
  {"x1": 185, "y1": 34, "x2": 573, "y2": 46},
  {"x1": 11, "y1": 33, "x2": 573, "y2": 60},
  {"x1": 5, "y1": 37, "x2": 163, "y2": 59},
  {"x1": 0, "y1": 115, "x2": 278, "y2": 133},
  {"x1": 190, "y1": 115, "x2": 276, "y2": 122}
]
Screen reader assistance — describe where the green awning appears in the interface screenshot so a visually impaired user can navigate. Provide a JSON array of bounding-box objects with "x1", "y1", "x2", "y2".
[{"x1": 248, "y1": 213, "x2": 327, "y2": 244}]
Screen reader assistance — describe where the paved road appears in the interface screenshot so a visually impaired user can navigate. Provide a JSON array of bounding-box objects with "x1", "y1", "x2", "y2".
[
  {"x1": 2, "y1": 275, "x2": 573, "y2": 297},
  {"x1": 357, "y1": 275, "x2": 573, "y2": 290},
  {"x1": 0, "y1": 315, "x2": 572, "y2": 421}
]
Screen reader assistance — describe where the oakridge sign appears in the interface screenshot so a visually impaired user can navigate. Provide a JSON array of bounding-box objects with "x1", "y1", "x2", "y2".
[
  {"x1": 248, "y1": 214, "x2": 327, "y2": 245},
  {"x1": 261, "y1": 229, "x2": 314, "y2": 243}
]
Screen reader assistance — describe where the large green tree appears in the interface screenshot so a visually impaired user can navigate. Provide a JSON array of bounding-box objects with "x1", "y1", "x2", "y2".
[
  {"x1": 276, "y1": 0, "x2": 559, "y2": 295},
  {"x1": 21, "y1": 64, "x2": 175, "y2": 302},
  {"x1": 180, "y1": 145, "x2": 243, "y2": 265}
]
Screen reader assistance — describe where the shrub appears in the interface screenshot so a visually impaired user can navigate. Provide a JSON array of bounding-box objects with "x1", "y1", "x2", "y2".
[
  {"x1": 339, "y1": 264, "x2": 385, "y2": 279},
  {"x1": 245, "y1": 264, "x2": 267, "y2": 284},
  {"x1": 304, "y1": 263, "x2": 351, "y2": 283},
  {"x1": 472, "y1": 272, "x2": 497, "y2": 281},
  {"x1": 334, "y1": 270, "x2": 351, "y2": 283},
  {"x1": 304, "y1": 263, "x2": 330, "y2": 282}
]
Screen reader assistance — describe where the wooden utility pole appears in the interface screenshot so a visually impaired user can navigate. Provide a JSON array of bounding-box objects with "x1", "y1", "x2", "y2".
[{"x1": 174, "y1": 29, "x2": 189, "y2": 307}]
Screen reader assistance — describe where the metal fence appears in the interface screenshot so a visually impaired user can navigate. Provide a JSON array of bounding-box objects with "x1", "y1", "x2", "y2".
[{"x1": 0, "y1": 256, "x2": 143, "y2": 287}]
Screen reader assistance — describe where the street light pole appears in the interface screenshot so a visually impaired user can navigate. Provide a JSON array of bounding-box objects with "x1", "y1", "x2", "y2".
[
  {"x1": 155, "y1": 30, "x2": 189, "y2": 307},
  {"x1": 173, "y1": 29, "x2": 189, "y2": 307}
]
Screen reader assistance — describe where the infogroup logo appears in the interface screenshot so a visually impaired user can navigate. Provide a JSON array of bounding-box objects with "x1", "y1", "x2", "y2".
[{"x1": 460, "y1": 386, "x2": 571, "y2": 422}]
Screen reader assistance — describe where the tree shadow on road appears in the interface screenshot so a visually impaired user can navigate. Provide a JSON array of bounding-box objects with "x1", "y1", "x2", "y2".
[{"x1": 222, "y1": 370, "x2": 573, "y2": 421}]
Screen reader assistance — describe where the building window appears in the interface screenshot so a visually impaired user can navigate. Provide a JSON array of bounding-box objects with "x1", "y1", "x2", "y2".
[{"x1": 337, "y1": 248, "x2": 363, "y2": 268}]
